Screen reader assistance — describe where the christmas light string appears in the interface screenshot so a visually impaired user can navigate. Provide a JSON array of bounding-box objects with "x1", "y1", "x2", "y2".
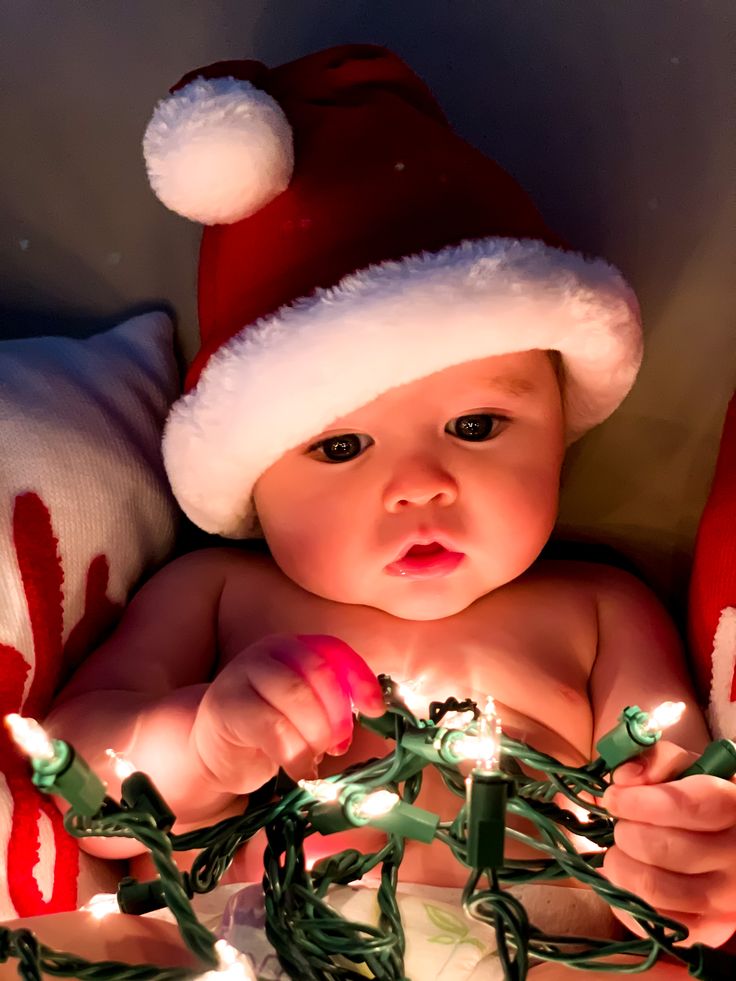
[{"x1": 2, "y1": 678, "x2": 736, "y2": 981}]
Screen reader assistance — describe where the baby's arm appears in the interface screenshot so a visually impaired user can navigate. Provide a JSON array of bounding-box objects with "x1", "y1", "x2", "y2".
[
  {"x1": 44, "y1": 549, "x2": 385, "y2": 862},
  {"x1": 44, "y1": 548, "x2": 245, "y2": 859},
  {"x1": 588, "y1": 564, "x2": 709, "y2": 752},
  {"x1": 589, "y1": 565, "x2": 736, "y2": 948}
]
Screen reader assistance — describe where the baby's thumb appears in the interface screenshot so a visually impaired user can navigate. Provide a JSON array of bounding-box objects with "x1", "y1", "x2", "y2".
[{"x1": 612, "y1": 739, "x2": 697, "y2": 786}]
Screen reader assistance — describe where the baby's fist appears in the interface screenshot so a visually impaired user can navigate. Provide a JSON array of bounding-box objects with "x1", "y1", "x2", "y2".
[
  {"x1": 602, "y1": 740, "x2": 736, "y2": 947},
  {"x1": 191, "y1": 634, "x2": 384, "y2": 795}
]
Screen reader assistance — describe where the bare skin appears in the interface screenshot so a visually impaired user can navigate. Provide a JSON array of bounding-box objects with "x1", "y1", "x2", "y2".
[{"x1": 8, "y1": 351, "x2": 729, "y2": 975}]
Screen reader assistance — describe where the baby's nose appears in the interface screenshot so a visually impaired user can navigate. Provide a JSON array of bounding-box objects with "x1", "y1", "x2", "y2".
[{"x1": 382, "y1": 456, "x2": 459, "y2": 511}]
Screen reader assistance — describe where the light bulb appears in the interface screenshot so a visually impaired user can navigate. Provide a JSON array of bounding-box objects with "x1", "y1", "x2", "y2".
[
  {"x1": 351, "y1": 789, "x2": 399, "y2": 819},
  {"x1": 81, "y1": 892, "x2": 120, "y2": 919},
  {"x1": 441, "y1": 709, "x2": 476, "y2": 730},
  {"x1": 298, "y1": 778, "x2": 341, "y2": 803},
  {"x1": 644, "y1": 701, "x2": 686, "y2": 733},
  {"x1": 397, "y1": 677, "x2": 425, "y2": 713},
  {"x1": 4, "y1": 714, "x2": 56, "y2": 761},
  {"x1": 469, "y1": 696, "x2": 502, "y2": 772},
  {"x1": 105, "y1": 748, "x2": 136, "y2": 780},
  {"x1": 196, "y1": 940, "x2": 256, "y2": 980}
]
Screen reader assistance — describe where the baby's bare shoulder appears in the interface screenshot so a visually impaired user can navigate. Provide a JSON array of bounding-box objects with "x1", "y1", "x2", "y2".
[
  {"x1": 500, "y1": 559, "x2": 662, "y2": 647},
  {"x1": 521, "y1": 558, "x2": 653, "y2": 604}
]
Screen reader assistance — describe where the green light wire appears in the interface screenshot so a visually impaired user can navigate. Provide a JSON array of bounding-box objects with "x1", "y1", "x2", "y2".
[{"x1": 3, "y1": 680, "x2": 735, "y2": 980}]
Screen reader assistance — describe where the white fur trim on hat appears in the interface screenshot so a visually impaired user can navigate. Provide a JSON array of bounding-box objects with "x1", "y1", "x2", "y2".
[
  {"x1": 163, "y1": 237, "x2": 642, "y2": 537},
  {"x1": 707, "y1": 607, "x2": 736, "y2": 739},
  {"x1": 143, "y1": 76, "x2": 293, "y2": 225}
]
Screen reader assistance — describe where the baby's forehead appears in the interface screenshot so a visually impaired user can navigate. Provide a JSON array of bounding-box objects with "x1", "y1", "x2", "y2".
[{"x1": 323, "y1": 350, "x2": 555, "y2": 426}]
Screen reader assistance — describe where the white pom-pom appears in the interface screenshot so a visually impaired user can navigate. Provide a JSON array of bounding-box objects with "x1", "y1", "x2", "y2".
[{"x1": 143, "y1": 76, "x2": 293, "y2": 225}]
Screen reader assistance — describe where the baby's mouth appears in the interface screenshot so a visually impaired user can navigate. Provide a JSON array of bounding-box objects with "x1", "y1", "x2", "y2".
[
  {"x1": 403, "y1": 542, "x2": 447, "y2": 558},
  {"x1": 386, "y1": 540, "x2": 466, "y2": 578}
]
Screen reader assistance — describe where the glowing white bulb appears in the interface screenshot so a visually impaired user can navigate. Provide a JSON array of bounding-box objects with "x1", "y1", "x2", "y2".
[
  {"x1": 644, "y1": 701, "x2": 686, "y2": 733},
  {"x1": 298, "y1": 778, "x2": 341, "y2": 803},
  {"x1": 441, "y1": 709, "x2": 476, "y2": 730},
  {"x1": 196, "y1": 940, "x2": 257, "y2": 980},
  {"x1": 80, "y1": 892, "x2": 120, "y2": 919},
  {"x1": 453, "y1": 733, "x2": 499, "y2": 764},
  {"x1": 4, "y1": 714, "x2": 55, "y2": 761},
  {"x1": 470, "y1": 696, "x2": 502, "y2": 772},
  {"x1": 105, "y1": 748, "x2": 136, "y2": 780},
  {"x1": 352, "y1": 789, "x2": 399, "y2": 819},
  {"x1": 397, "y1": 677, "x2": 425, "y2": 712}
]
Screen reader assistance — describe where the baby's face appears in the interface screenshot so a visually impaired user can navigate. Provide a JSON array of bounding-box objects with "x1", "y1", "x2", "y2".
[{"x1": 253, "y1": 349, "x2": 565, "y2": 621}]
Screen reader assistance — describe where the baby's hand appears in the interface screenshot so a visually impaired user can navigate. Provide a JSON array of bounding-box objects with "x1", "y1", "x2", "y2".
[
  {"x1": 191, "y1": 634, "x2": 385, "y2": 795},
  {"x1": 602, "y1": 740, "x2": 736, "y2": 948}
]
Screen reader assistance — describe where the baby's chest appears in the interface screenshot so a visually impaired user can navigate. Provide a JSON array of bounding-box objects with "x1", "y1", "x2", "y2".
[{"x1": 218, "y1": 561, "x2": 597, "y2": 763}]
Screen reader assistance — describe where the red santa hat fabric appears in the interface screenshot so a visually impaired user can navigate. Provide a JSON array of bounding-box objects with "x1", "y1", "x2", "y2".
[
  {"x1": 144, "y1": 44, "x2": 643, "y2": 539},
  {"x1": 688, "y1": 392, "x2": 736, "y2": 738}
]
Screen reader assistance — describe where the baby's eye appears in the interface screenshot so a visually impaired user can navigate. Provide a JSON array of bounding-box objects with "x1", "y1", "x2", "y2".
[
  {"x1": 309, "y1": 433, "x2": 374, "y2": 463},
  {"x1": 445, "y1": 413, "x2": 506, "y2": 442}
]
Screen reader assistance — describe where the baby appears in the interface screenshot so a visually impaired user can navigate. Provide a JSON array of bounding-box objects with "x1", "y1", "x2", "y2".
[{"x1": 31, "y1": 43, "x2": 736, "y2": 975}]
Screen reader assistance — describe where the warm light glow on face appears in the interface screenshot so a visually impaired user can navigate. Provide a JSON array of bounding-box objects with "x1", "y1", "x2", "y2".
[
  {"x1": 352, "y1": 789, "x2": 399, "y2": 819},
  {"x1": 105, "y1": 748, "x2": 136, "y2": 780},
  {"x1": 644, "y1": 701, "x2": 686, "y2": 733},
  {"x1": 253, "y1": 351, "x2": 565, "y2": 623},
  {"x1": 4, "y1": 714, "x2": 55, "y2": 761}
]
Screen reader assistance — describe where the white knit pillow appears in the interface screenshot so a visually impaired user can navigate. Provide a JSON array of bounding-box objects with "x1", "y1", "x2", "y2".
[{"x1": 0, "y1": 312, "x2": 180, "y2": 919}]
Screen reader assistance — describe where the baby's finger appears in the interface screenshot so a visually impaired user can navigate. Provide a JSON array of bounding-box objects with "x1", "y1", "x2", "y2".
[
  {"x1": 603, "y1": 774, "x2": 736, "y2": 831},
  {"x1": 246, "y1": 655, "x2": 333, "y2": 758},
  {"x1": 272, "y1": 640, "x2": 354, "y2": 751},
  {"x1": 297, "y1": 635, "x2": 385, "y2": 716},
  {"x1": 614, "y1": 819, "x2": 736, "y2": 874},
  {"x1": 612, "y1": 741, "x2": 697, "y2": 787},
  {"x1": 603, "y1": 845, "x2": 733, "y2": 916},
  {"x1": 215, "y1": 680, "x2": 318, "y2": 779}
]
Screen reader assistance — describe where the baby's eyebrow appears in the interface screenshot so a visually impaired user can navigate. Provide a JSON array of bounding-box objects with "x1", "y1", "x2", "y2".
[{"x1": 484, "y1": 375, "x2": 539, "y2": 397}]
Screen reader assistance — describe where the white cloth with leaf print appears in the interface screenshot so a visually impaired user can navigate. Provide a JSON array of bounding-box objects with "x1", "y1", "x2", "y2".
[{"x1": 200, "y1": 880, "x2": 615, "y2": 980}]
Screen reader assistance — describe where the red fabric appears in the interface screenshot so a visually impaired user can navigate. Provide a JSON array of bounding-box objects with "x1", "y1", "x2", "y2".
[
  {"x1": 0, "y1": 493, "x2": 123, "y2": 916},
  {"x1": 688, "y1": 392, "x2": 736, "y2": 704},
  {"x1": 180, "y1": 44, "x2": 568, "y2": 390}
]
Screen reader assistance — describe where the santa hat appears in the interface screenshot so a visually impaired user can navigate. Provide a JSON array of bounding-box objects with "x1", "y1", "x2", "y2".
[
  {"x1": 688, "y1": 392, "x2": 736, "y2": 738},
  {"x1": 143, "y1": 44, "x2": 643, "y2": 538}
]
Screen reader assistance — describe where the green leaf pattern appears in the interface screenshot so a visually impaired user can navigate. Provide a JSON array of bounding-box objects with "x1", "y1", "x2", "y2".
[{"x1": 424, "y1": 902, "x2": 490, "y2": 953}]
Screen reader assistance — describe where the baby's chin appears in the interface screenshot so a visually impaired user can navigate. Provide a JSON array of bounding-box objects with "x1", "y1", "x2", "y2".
[{"x1": 364, "y1": 588, "x2": 484, "y2": 622}]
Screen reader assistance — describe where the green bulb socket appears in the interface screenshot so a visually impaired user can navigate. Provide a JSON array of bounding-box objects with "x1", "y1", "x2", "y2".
[
  {"x1": 594, "y1": 706, "x2": 660, "y2": 771},
  {"x1": 466, "y1": 770, "x2": 513, "y2": 870},
  {"x1": 679, "y1": 739, "x2": 736, "y2": 780},
  {"x1": 31, "y1": 739, "x2": 106, "y2": 817},
  {"x1": 121, "y1": 771, "x2": 176, "y2": 832},
  {"x1": 402, "y1": 726, "x2": 465, "y2": 765},
  {"x1": 117, "y1": 877, "x2": 167, "y2": 915},
  {"x1": 360, "y1": 798, "x2": 439, "y2": 843},
  {"x1": 356, "y1": 711, "x2": 396, "y2": 740},
  {"x1": 310, "y1": 788, "x2": 439, "y2": 843},
  {"x1": 310, "y1": 800, "x2": 354, "y2": 835}
]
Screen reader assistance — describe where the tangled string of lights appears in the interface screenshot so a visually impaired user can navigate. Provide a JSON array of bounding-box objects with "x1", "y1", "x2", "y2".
[{"x1": 3, "y1": 675, "x2": 736, "y2": 980}]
